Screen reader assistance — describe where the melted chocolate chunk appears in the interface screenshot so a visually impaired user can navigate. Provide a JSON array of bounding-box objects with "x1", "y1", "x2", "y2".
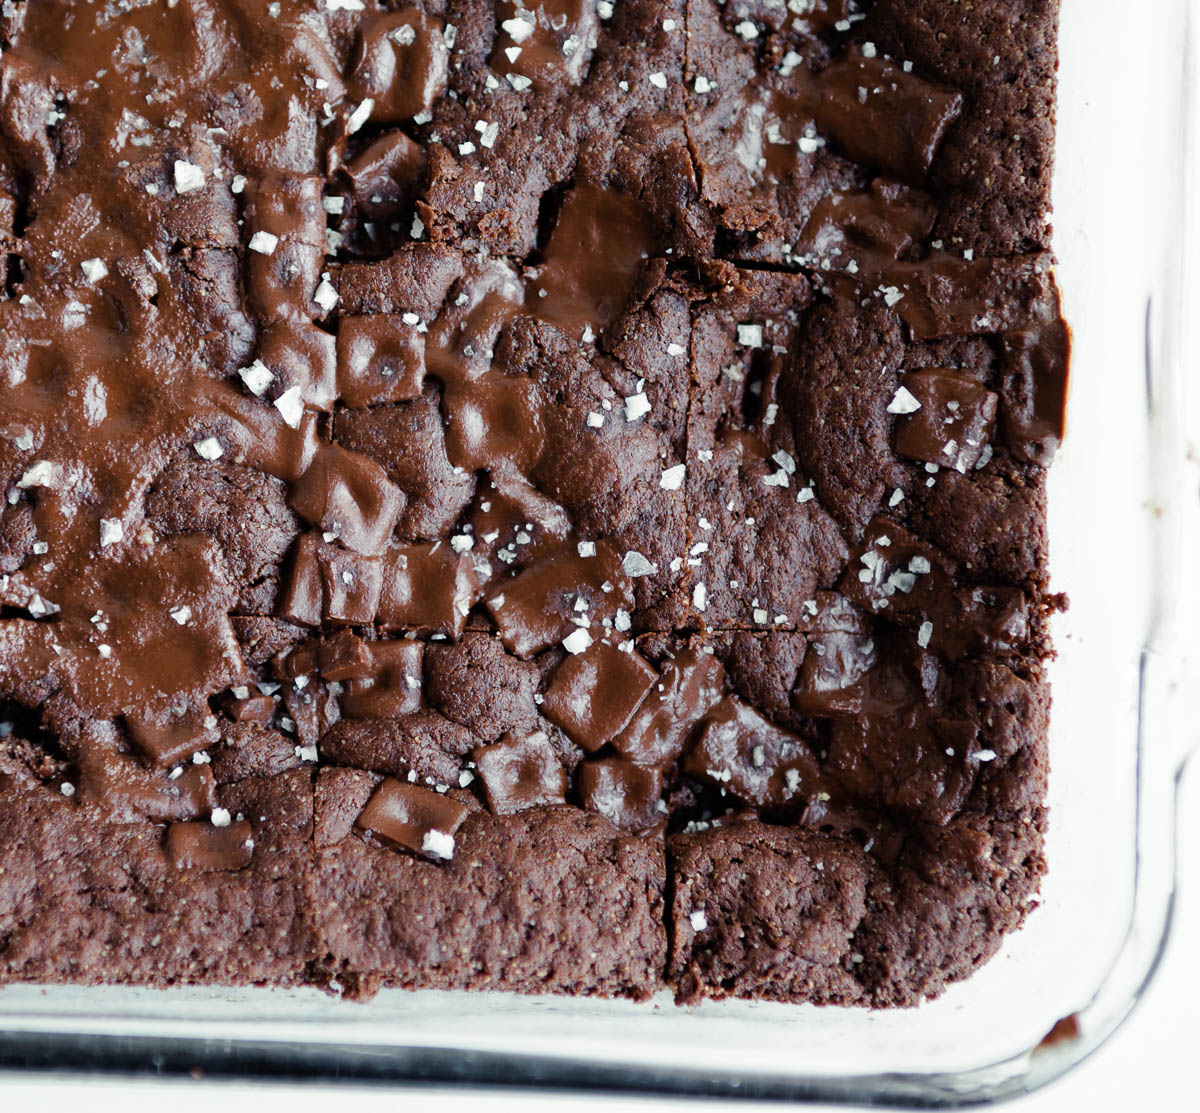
[
  {"x1": 317, "y1": 630, "x2": 375, "y2": 682},
  {"x1": 126, "y1": 706, "x2": 219, "y2": 769},
  {"x1": 287, "y1": 444, "x2": 405, "y2": 557},
  {"x1": 442, "y1": 370, "x2": 548, "y2": 475},
  {"x1": 683, "y1": 697, "x2": 823, "y2": 811},
  {"x1": 811, "y1": 53, "x2": 964, "y2": 186},
  {"x1": 339, "y1": 640, "x2": 425, "y2": 720},
  {"x1": 891, "y1": 253, "x2": 1052, "y2": 340},
  {"x1": 336, "y1": 316, "x2": 426, "y2": 408},
  {"x1": 485, "y1": 541, "x2": 633, "y2": 658},
  {"x1": 348, "y1": 9, "x2": 449, "y2": 125},
  {"x1": 839, "y1": 517, "x2": 955, "y2": 621},
  {"x1": 342, "y1": 130, "x2": 427, "y2": 223},
  {"x1": 426, "y1": 258, "x2": 526, "y2": 385},
  {"x1": 469, "y1": 463, "x2": 572, "y2": 571},
  {"x1": 472, "y1": 731, "x2": 567, "y2": 815},
  {"x1": 1001, "y1": 282, "x2": 1071, "y2": 466},
  {"x1": 256, "y1": 321, "x2": 338, "y2": 414},
  {"x1": 791, "y1": 593, "x2": 878, "y2": 716},
  {"x1": 892, "y1": 369, "x2": 999, "y2": 473},
  {"x1": 278, "y1": 534, "x2": 384, "y2": 627},
  {"x1": 798, "y1": 181, "x2": 936, "y2": 280},
  {"x1": 82, "y1": 750, "x2": 217, "y2": 824},
  {"x1": 612, "y1": 647, "x2": 725, "y2": 767},
  {"x1": 215, "y1": 689, "x2": 277, "y2": 726},
  {"x1": 540, "y1": 638, "x2": 658, "y2": 752},
  {"x1": 242, "y1": 176, "x2": 326, "y2": 324},
  {"x1": 531, "y1": 182, "x2": 654, "y2": 340},
  {"x1": 167, "y1": 819, "x2": 255, "y2": 871},
  {"x1": 377, "y1": 542, "x2": 481, "y2": 637},
  {"x1": 355, "y1": 777, "x2": 469, "y2": 860},
  {"x1": 576, "y1": 757, "x2": 663, "y2": 834}
]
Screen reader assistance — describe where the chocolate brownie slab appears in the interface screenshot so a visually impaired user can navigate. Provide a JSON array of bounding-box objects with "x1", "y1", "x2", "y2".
[{"x1": 0, "y1": 0, "x2": 1068, "y2": 1007}]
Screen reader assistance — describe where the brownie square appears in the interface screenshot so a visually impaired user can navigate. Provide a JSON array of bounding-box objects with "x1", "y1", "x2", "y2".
[{"x1": 313, "y1": 799, "x2": 667, "y2": 999}]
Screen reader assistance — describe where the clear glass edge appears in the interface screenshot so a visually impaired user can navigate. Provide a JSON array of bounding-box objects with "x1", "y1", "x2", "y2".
[{"x1": 0, "y1": 2, "x2": 1196, "y2": 1104}]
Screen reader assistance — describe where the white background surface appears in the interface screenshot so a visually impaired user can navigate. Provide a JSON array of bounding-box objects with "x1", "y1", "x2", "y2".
[{"x1": 0, "y1": 758, "x2": 1194, "y2": 1111}]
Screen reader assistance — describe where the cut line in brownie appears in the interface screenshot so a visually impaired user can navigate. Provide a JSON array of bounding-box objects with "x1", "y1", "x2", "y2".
[{"x1": 0, "y1": 0, "x2": 1067, "y2": 1006}]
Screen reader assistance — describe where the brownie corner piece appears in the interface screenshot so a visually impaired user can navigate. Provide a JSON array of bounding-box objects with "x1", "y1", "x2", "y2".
[
  {"x1": 0, "y1": 755, "x2": 314, "y2": 988},
  {"x1": 862, "y1": 0, "x2": 1062, "y2": 257}
]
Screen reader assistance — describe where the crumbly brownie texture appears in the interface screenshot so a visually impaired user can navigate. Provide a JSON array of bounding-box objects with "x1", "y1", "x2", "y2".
[{"x1": 0, "y1": 0, "x2": 1067, "y2": 1006}]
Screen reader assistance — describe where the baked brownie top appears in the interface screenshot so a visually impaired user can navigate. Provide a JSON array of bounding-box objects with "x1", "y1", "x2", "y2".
[{"x1": 0, "y1": 0, "x2": 1066, "y2": 1005}]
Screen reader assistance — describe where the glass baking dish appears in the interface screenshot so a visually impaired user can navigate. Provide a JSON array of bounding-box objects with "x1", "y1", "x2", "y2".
[{"x1": 0, "y1": 0, "x2": 1196, "y2": 1102}]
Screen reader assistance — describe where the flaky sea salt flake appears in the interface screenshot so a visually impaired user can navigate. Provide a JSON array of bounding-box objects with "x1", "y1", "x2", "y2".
[
  {"x1": 273, "y1": 385, "x2": 305, "y2": 429},
  {"x1": 346, "y1": 98, "x2": 374, "y2": 135},
  {"x1": 660, "y1": 464, "x2": 686, "y2": 491},
  {"x1": 193, "y1": 437, "x2": 223, "y2": 461},
  {"x1": 422, "y1": 829, "x2": 455, "y2": 859},
  {"x1": 99, "y1": 518, "x2": 123, "y2": 548},
  {"x1": 238, "y1": 359, "x2": 274, "y2": 396},
  {"x1": 887, "y1": 385, "x2": 921, "y2": 414},
  {"x1": 562, "y1": 628, "x2": 593, "y2": 655},
  {"x1": 313, "y1": 275, "x2": 339, "y2": 312},
  {"x1": 247, "y1": 230, "x2": 278, "y2": 255},
  {"x1": 736, "y1": 322, "x2": 763, "y2": 348},
  {"x1": 173, "y1": 159, "x2": 205, "y2": 193},
  {"x1": 624, "y1": 391, "x2": 651, "y2": 421},
  {"x1": 622, "y1": 551, "x2": 658, "y2": 578},
  {"x1": 80, "y1": 258, "x2": 108, "y2": 284}
]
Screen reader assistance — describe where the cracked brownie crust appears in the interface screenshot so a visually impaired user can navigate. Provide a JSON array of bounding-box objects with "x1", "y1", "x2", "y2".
[{"x1": 0, "y1": 0, "x2": 1066, "y2": 1006}]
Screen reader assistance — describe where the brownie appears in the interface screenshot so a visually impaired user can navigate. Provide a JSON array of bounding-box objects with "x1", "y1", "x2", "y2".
[{"x1": 0, "y1": 0, "x2": 1068, "y2": 1008}]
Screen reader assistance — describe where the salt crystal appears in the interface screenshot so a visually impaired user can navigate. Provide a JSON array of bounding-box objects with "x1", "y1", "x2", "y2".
[
  {"x1": 887, "y1": 385, "x2": 922, "y2": 415},
  {"x1": 422, "y1": 829, "x2": 455, "y2": 859},
  {"x1": 80, "y1": 258, "x2": 108, "y2": 284},
  {"x1": 193, "y1": 437, "x2": 223, "y2": 461},
  {"x1": 659, "y1": 464, "x2": 686, "y2": 491},
  {"x1": 174, "y1": 160, "x2": 205, "y2": 193},
  {"x1": 247, "y1": 231, "x2": 278, "y2": 255}
]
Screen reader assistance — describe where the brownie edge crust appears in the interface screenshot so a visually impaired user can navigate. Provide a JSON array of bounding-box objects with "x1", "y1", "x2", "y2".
[{"x1": 0, "y1": 0, "x2": 1065, "y2": 1007}]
